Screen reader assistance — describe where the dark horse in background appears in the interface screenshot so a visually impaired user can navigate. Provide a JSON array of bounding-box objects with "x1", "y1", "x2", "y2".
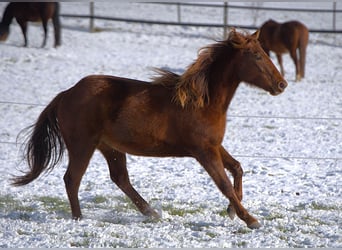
[
  {"x1": 12, "y1": 30, "x2": 287, "y2": 229},
  {"x1": 0, "y1": 2, "x2": 61, "y2": 47},
  {"x1": 258, "y1": 19, "x2": 309, "y2": 81}
]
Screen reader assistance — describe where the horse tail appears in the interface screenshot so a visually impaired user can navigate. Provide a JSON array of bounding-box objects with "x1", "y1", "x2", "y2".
[
  {"x1": 298, "y1": 26, "x2": 309, "y2": 78},
  {"x1": 12, "y1": 92, "x2": 65, "y2": 186}
]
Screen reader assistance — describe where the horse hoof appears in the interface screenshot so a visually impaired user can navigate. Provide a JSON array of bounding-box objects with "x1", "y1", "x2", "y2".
[
  {"x1": 247, "y1": 221, "x2": 262, "y2": 229},
  {"x1": 72, "y1": 215, "x2": 82, "y2": 221},
  {"x1": 226, "y1": 205, "x2": 236, "y2": 220},
  {"x1": 144, "y1": 208, "x2": 161, "y2": 219}
]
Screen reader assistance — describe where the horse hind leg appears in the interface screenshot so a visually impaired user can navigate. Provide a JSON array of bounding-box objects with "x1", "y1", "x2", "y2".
[
  {"x1": 299, "y1": 32, "x2": 308, "y2": 79},
  {"x1": 63, "y1": 144, "x2": 95, "y2": 219},
  {"x1": 98, "y1": 143, "x2": 160, "y2": 219}
]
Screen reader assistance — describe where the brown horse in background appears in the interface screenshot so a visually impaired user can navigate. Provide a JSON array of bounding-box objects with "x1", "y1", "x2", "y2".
[
  {"x1": 258, "y1": 19, "x2": 309, "y2": 81},
  {"x1": 0, "y1": 2, "x2": 61, "y2": 47},
  {"x1": 12, "y1": 30, "x2": 287, "y2": 229}
]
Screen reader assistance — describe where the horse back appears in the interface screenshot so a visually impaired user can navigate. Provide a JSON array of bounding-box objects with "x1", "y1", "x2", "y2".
[
  {"x1": 259, "y1": 20, "x2": 308, "y2": 53},
  {"x1": 12, "y1": 2, "x2": 57, "y2": 22},
  {"x1": 57, "y1": 75, "x2": 226, "y2": 157},
  {"x1": 279, "y1": 21, "x2": 308, "y2": 46}
]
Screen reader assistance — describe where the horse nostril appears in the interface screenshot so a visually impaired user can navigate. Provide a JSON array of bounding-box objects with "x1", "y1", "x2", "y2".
[{"x1": 278, "y1": 81, "x2": 287, "y2": 90}]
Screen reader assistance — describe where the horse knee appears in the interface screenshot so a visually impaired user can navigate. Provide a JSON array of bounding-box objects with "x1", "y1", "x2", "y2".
[
  {"x1": 230, "y1": 161, "x2": 243, "y2": 178},
  {"x1": 110, "y1": 172, "x2": 130, "y2": 190},
  {"x1": 218, "y1": 182, "x2": 235, "y2": 197}
]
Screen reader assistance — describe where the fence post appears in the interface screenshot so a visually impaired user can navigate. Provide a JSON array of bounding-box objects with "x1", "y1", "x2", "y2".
[
  {"x1": 177, "y1": 3, "x2": 181, "y2": 23},
  {"x1": 223, "y1": 2, "x2": 228, "y2": 39},
  {"x1": 90, "y1": 2, "x2": 95, "y2": 32},
  {"x1": 333, "y1": 2, "x2": 336, "y2": 31}
]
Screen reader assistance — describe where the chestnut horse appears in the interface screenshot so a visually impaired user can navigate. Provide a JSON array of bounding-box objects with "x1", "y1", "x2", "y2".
[
  {"x1": 258, "y1": 19, "x2": 309, "y2": 81},
  {"x1": 0, "y1": 2, "x2": 61, "y2": 47},
  {"x1": 12, "y1": 30, "x2": 287, "y2": 229}
]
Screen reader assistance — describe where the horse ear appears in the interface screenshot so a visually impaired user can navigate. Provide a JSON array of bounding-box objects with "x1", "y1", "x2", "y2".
[
  {"x1": 230, "y1": 33, "x2": 244, "y2": 48},
  {"x1": 251, "y1": 29, "x2": 260, "y2": 39}
]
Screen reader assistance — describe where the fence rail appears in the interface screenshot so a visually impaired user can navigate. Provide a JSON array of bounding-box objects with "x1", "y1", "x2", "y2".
[{"x1": 60, "y1": 2, "x2": 342, "y2": 36}]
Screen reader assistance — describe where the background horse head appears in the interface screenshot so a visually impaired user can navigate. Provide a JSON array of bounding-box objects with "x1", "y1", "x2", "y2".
[
  {"x1": 258, "y1": 19, "x2": 309, "y2": 81},
  {"x1": 0, "y1": 2, "x2": 61, "y2": 47},
  {"x1": 12, "y1": 30, "x2": 287, "y2": 229}
]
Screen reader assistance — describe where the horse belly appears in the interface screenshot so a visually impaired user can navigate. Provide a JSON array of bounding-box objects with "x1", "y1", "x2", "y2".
[{"x1": 102, "y1": 120, "x2": 188, "y2": 157}]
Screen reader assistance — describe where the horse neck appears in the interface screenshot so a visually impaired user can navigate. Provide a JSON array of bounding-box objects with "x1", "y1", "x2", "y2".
[
  {"x1": 208, "y1": 60, "x2": 240, "y2": 113},
  {"x1": 1, "y1": 4, "x2": 14, "y2": 26}
]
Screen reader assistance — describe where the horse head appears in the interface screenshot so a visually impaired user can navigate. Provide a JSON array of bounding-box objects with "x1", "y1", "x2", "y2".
[{"x1": 229, "y1": 30, "x2": 287, "y2": 96}]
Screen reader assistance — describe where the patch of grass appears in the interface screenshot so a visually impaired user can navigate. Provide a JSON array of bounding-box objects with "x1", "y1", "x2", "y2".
[
  {"x1": 264, "y1": 212, "x2": 285, "y2": 221},
  {"x1": 264, "y1": 125, "x2": 278, "y2": 130},
  {"x1": 93, "y1": 195, "x2": 108, "y2": 204},
  {"x1": 163, "y1": 204, "x2": 202, "y2": 217},
  {"x1": 70, "y1": 239, "x2": 91, "y2": 248},
  {"x1": 277, "y1": 225, "x2": 291, "y2": 233},
  {"x1": 17, "y1": 229, "x2": 30, "y2": 236},
  {"x1": 218, "y1": 208, "x2": 227, "y2": 217},
  {"x1": 0, "y1": 194, "x2": 36, "y2": 219},
  {"x1": 234, "y1": 227, "x2": 252, "y2": 234},
  {"x1": 206, "y1": 231, "x2": 217, "y2": 238},
  {"x1": 37, "y1": 196, "x2": 70, "y2": 214},
  {"x1": 302, "y1": 215, "x2": 330, "y2": 226},
  {"x1": 310, "y1": 201, "x2": 337, "y2": 211},
  {"x1": 70, "y1": 231, "x2": 97, "y2": 248},
  {"x1": 0, "y1": 194, "x2": 19, "y2": 209}
]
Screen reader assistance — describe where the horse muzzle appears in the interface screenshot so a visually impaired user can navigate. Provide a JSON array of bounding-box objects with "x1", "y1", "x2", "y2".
[{"x1": 271, "y1": 80, "x2": 287, "y2": 95}]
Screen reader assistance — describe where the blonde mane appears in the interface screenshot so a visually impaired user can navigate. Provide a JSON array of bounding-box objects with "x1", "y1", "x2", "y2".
[{"x1": 152, "y1": 30, "x2": 256, "y2": 108}]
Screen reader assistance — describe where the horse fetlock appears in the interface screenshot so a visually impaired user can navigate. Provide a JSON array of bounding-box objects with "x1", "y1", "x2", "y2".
[
  {"x1": 143, "y1": 207, "x2": 161, "y2": 219},
  {"x1": 226, "y1": 204, "x2": 236, "y2": 220},
  {"x1": 72, "y1": 214, "x2": 82, "y2": 221},
  {"x1": 246, "y1": 216, "x2": 261, "y2": 229}
]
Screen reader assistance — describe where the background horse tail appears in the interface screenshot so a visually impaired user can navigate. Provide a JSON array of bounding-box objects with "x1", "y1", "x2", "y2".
[
  {"x1": 298, "y1": 25, "x2": 309, "y2": 78},
  {"x1": 12, "y1": 92, "x2": 65, "y2": 186}
]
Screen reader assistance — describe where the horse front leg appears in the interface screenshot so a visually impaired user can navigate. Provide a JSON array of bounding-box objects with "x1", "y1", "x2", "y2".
[
  {"x1": 289, "y1": 49, "x2": 301, "y2": 81},
  {"x1": 41, "y1": 20, "x2": 48, "y2": 47},
  {"x1": 195, "y1": 147, "x2": 261, "y2": 229},
  {"x1": 219, "y1": 146, "x2": 243, "y2": 220},
  {"x1": 276, "y1": 53, "x2": 285, "y2": 76},
  {"x1": 98, "y1": 143, "x2": 160, "y2": 219},
  {"x1": 17, "y1": 20, "x2": 28, "y2": 47}
]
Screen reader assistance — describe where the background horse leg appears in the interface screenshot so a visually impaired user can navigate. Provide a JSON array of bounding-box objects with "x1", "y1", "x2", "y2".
[
  {"x1": 98, "y1": 143, "x2": 160, "y2": 219},
  {"x1": 219, "y1": 146, "x2": 243, "y2": 220},
  {"x1": 52, "y1": 3, "x2": 61, "y2": 47},
  {"x1": 195, "y1": 147, "x2": 261, "y2": 229},
  {"x1": 289, "y1": 48, "x2": 301, "y2": 81},
  {"x1": 299, "y1": 34, "x2": 308, "y2": 79},
  {"x1": 52, "y1": 15, "x2": 61, "y2": 47},
  {"x1": 276, "y1": 53, "x2": 285, "y2": 76},
  {"x1": 41, "y1": 19, "x2": 48, "y2": 47},
  {"x1": 63, "y1": 144, "x2": 95, "y2": 219},
  {"x1": 17, "y1": 20, "x2": 28, "y2": 46}
]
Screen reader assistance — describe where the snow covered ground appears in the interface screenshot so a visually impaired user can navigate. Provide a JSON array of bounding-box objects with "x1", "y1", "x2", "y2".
[{"x1": 0, "y1": 2, "x2": 341, "y2": 248}]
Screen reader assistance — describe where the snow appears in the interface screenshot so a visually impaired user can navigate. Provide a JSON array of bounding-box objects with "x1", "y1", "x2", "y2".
[{"x1": 0, "y1": 2, "x2": 341, "y2": 248}]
